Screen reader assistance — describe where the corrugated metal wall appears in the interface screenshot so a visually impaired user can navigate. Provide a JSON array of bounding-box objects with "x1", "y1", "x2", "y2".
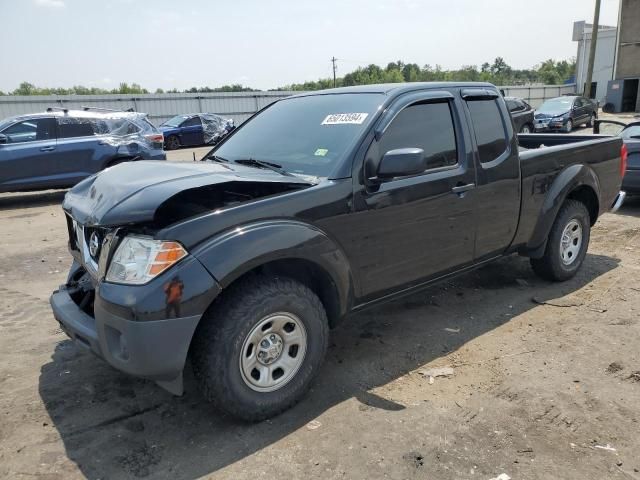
[
  {"x1": 0, "y1": 84, "x2": 576, "y2": 125},
  {"x1": 0, "y1": 91, "x2": 299, "y2": 126}
]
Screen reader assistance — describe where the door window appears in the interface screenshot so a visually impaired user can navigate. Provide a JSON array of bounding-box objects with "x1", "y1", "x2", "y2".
[
  {"x1": 57, "y1": 117, "x2": 98, "y2": 138},
  {"x1": 1, "y1": 118, "x2": 55, "y2": 143},
  {"x1": 182, "y1": 116, "x2": 202, "y2": 127},
  {"x1": 377, "y1": 101, "x2": 458, "y2": 173},
  {"x1": 466, "y1": 99, "x2": 508, "y2": 164}
]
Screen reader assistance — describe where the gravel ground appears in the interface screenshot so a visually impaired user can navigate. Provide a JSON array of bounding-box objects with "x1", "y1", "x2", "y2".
[{"x1": 0, "y1": 128, "x2": 639, "y2": 480}]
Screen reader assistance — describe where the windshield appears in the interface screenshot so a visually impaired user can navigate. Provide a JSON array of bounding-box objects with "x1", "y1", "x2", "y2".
[
  {"x1": 162, "y1": 115, "x2": 188, "y2": 127},
  {"x1": 211, "y1": 93, "x2": 383, "y2": 177},
  {"x1": 538, "y1": 97, "x2": 574, "y2": 114}
]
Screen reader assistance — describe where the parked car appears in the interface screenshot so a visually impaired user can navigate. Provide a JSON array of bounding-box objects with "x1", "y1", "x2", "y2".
[
  {"x1": 534, "y1": 95, "x2": 597, "y2": 133},
  {"x1": 51, "y1": 82, "x2": 625, "y2": 421},
  {"x1": 596, "y1": 119, "x2": 640, "y2": 195},
  {"x1": 505, "y1": 96, "x2": 535, "y2": 133},
  {"x1": 159, "y1": 113, "x2": 235, "y2": 150},
  {"x1": 0, "y1": 108, "x2": 165, "y2": 193}
]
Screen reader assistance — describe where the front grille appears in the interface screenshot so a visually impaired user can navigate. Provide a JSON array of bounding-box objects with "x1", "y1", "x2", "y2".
[{"x1": 66, "y1": 214, "x2": 80, "y2": 252}]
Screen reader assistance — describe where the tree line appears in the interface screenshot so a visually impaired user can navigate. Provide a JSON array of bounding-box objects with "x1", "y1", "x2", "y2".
[{"x1": 0, "y1": 57, "x2": 575, "y2": 96}]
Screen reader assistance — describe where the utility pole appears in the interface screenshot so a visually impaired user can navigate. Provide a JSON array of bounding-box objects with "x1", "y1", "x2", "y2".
[
  {"x1": 584, "y1": 0, "x2": 601, "y2": 99},
  {"x1": 331, "y1": 57, "x2": 338, "y2": 88}
]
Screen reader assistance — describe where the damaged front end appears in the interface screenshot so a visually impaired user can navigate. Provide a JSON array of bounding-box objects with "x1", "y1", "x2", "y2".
[{"x1": 51, "y1": 159, "x2": 313, "y2": 393}]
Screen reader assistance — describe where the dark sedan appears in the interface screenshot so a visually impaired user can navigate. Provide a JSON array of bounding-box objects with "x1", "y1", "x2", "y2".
[
  {"x1": 505, "y1": 97, "x2": 535, "y2": 133},
  {"x1": 596, "y1": 119, "x2": 640, "y2": 195},
  {"x1": 534, "y1": 95, "x2": 597, "y2": 133},
  {"x1": 159, "y1": 113, "x2": 235, "y2": 150}
]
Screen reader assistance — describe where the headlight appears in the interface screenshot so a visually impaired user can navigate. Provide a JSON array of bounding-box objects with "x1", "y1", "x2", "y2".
[{"x1": 105, "y1": 235, "x2": 187, "y2": 285}]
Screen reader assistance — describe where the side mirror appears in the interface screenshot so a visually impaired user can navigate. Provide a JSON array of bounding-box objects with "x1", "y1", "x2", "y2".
[
  {"x1": 376, "y1": 148, "x2": 426, "y2": 180},
  {"x1": 0, "y1": 134, "x2": 8, "y2": 145}
]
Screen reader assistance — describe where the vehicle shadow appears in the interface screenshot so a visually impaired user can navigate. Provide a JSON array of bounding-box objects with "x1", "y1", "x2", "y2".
[
  {"x1": 0, "y1": 190, "x2": 66, "y2": 211},
  {"x1": 39, "y1": 253, "x2": 619, "y2": 479}
]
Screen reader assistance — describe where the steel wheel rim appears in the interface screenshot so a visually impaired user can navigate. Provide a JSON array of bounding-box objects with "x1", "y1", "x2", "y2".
[
  {"x1": 560, "y1": 219, "x2": 582, "y2": 265},
  {"x1": 239, "y1": 312, "x2": 307, "y2": 392}
]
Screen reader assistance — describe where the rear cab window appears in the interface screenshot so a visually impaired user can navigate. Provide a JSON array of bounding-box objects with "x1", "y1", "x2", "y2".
[{"x1": 466, "y1": 99, "x2": 508, "y2": 164}]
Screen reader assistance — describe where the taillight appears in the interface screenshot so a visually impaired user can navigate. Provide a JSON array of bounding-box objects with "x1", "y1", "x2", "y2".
[
  {"x1": 145, "y1": 133, "x2": 164, "y2": 143},
  {"x1": 621, "y1": 144, "x2": 628, "y2": 178}
]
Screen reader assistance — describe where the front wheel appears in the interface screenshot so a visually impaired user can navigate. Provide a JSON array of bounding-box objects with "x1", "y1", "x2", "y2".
[
  {"x1": 520, "y1": 124, "x2": 533, "y2": 134},
  {"x1": 191, "y1": 275, "x2": 329, "y2": 421},
  {"x1": 586, "y1": 114, "x2": 596, "y2": 128},
  {"x1": 530, "y1": 200, "x2": 591, "y2": 281},
  {"x1": 564, "y1": 119, "x2": 573, "y2": 133}
]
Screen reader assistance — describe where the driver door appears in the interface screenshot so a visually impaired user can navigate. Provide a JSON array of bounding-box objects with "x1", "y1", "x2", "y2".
[
  {"x1": 180, "y1": 116, "x2": 204, "y2": 146},
  {"x1": 348, "y1": 92, "x2": 477, "y2": 301}
]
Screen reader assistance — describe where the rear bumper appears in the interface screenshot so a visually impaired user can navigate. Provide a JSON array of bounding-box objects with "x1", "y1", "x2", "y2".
[
  {"x1": 622, "y1": 170, "x2": 640, "y2": 195},
  {"x1": 611, "y1": 191, "x2": 626, "y2": 213}
]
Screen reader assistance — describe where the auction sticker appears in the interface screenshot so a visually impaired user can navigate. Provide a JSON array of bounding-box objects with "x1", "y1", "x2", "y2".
[{"x1": 321, "y1": 113, "x2": 368, "y2": 125}]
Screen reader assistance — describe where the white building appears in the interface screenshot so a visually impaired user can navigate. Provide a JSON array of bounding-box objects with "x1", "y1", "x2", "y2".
[{"x1": 573, "y1": 20, "x2": 617, "y2": 103}]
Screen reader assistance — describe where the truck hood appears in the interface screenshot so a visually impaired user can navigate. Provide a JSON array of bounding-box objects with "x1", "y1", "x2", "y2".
[{"x1": 63, "y1": 160, "x2": 312, "y2": 227}]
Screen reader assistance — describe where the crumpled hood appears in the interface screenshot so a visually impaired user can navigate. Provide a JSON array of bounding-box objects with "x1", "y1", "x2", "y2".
[
  {"x1": 535, "y1": 109, "x2": 569, "y2": 119},
  {"x1": 63, "y1": 160, "x2": 311, "y2": 226}
]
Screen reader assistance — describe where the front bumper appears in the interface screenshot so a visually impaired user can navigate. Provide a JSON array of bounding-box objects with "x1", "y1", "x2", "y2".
[
  {"x1": 534, "y1": 121, "x2": 566, "y2": 132},
  {"x1": 50, "y1": 257, "x2": 221, "y2": 394}
]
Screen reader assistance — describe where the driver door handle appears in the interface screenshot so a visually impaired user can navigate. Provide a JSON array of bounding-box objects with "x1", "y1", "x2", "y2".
[
  {"x1": 451, "y1": 183, "x2": 476, "y2": 194},
  {"x1": 40, "y1": 146, "x2": 56, "y2": 152}
]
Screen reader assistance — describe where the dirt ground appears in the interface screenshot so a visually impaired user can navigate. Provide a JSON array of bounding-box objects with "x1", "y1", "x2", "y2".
[{"x1": 1, "y1": 141, "x2": 640, "y2": 479}]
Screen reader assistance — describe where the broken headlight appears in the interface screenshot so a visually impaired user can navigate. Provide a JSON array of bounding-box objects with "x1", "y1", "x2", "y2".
[{"x1": 105, "y1": 235, "x2": 187, "y2": 285}]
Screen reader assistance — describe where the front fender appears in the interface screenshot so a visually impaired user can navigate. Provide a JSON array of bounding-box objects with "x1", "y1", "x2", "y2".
[
  {"x1": 526, "y1": 164, "x2": 600, "y2": 252},
  {"x1": 192, "y1": 220, "x2": 353, "y2": 319}
]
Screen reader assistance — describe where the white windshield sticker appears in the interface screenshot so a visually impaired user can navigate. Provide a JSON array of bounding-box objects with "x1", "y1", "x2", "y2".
[{"x1": 321, "y1": 113, "x2": 368, "y2": 125}]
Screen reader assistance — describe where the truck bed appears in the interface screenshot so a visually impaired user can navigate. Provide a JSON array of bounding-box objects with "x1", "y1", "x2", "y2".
[{"x1": 511, "y1": 133, "x2": 623, "y2": 252}]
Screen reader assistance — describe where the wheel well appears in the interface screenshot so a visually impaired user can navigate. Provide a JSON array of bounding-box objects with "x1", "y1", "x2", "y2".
[
  {"x1": 227, "y1": 259, "x2": 343, "y2": 328},
  {"x1": 567, "y1": 185, "x2": 599, "y2": 225}
]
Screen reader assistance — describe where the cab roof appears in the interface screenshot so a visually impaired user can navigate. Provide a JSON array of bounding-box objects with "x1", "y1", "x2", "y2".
[{"x1": 291, "y1": 82, "x2": 497, "y2": 98}]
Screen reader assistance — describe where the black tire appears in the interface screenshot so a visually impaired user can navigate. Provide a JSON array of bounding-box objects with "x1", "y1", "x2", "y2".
[
  {"x1": 191, "y1": 275, "x2": 329, "y2": 421},
  {"x1": 165, "y1": 135, "x2": 180, "y2": 150},
  {"x1": 530, "y1": 200, "x2": 591, "y2": 282},
  {"x1": 564, "y1": 119, "x2": 573, "y2": 133},
  {"x1": 586, "y1": 113, "x2": 596, "y2": 128},
  {"x1": 520, "y1": 124, "x2": 533, "y2": 134}
]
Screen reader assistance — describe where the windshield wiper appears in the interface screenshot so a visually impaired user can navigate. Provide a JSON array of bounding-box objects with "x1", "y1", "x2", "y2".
[
  {"x1": 234, "y1": 158, "x2": 295, "y2": 177},
  {"x1": 206, "y1": 153, "x2": 230, "y2": 163}
]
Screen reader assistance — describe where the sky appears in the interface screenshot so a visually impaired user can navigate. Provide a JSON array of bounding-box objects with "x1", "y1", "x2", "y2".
[{"x1": 0, "y1": 0, "x2": 621, "y2": 92}]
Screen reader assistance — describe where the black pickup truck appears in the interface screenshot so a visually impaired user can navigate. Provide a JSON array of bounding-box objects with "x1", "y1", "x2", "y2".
[{"x1": 50, "y1": 82, "x2": 626, "y2": 421}]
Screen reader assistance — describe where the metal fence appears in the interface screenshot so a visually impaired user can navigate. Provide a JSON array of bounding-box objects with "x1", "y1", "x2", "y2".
[
  {"x1": 500, "y1": 83, "x2": 577, "y2": 108},
  {"x1": 0, "y1": 91, "x2": 299, "y2": 126},
  {"x1": 0, "y1": 84, "x2": 576, "y2": 126}
]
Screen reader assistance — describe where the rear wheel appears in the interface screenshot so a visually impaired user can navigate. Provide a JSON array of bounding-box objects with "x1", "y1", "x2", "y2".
[
  {"x1": 586, "y1": 113, "x2": 596, "y2": 128},
  {"x1": 191, "y1": 275, "x2": 329, "y2": 421},
  {"x1": 165, "y1": 135, "x2": 180, "y2": 150},
  {"x1": 530, "y1": 200, "x2": 591, "y2": 281}
]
